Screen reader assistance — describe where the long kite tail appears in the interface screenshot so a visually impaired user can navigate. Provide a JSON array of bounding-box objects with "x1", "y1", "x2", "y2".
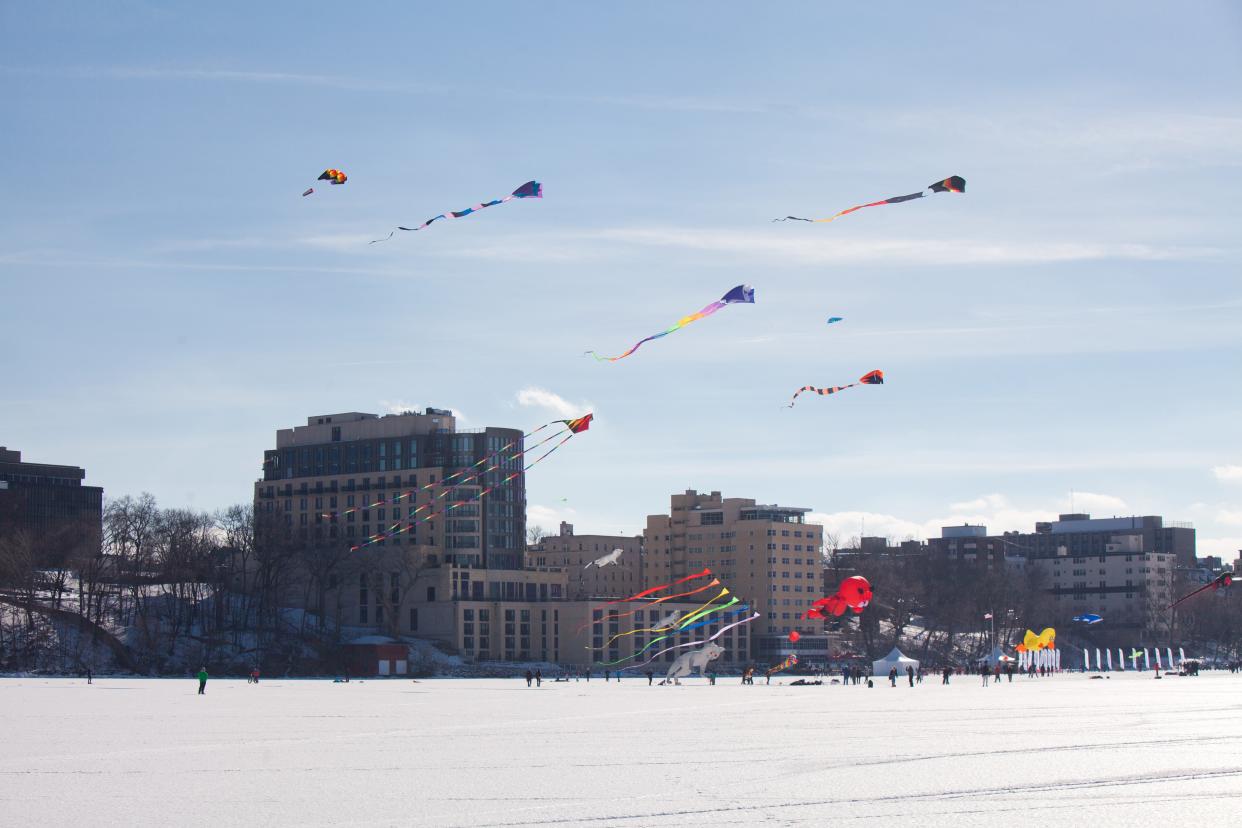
[
  {"x1": 370, "y1": 180, "x2": 542, "y2": 243},
  {"x1": 776, "y1": 176, "x2": 965, "y2": 225},
  {"x1": 1168, "y1": 573, "x2": 1232, "y2": 610},
  {"x1": 787, "y1": 370, "x2": 884, "y2": 408},
  {"x1": 788, "y1": 383, "x2": 853, "y2": 408},
  {"x1": 576, "y1": 577, "x2": 722, "y2": 632},
  {"x1": 599, "y1": 596, "x2": 736, "y2": 650},
  {"x1": 620, "y1": 610, "x2": 759, "y2": 670},
  {"x1": 587, "y1": 301, "x2": 728, "y2": 363}
]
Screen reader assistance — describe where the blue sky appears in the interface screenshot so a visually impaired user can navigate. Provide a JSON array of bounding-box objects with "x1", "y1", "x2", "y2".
[{"x1": 3, "y1": 3, "x2": 1241, "y2": 557}]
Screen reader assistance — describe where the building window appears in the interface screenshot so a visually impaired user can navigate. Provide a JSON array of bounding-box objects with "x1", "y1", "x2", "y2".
[{"x1": 409, "y1": 608, "x2": 418, "y2": 631}]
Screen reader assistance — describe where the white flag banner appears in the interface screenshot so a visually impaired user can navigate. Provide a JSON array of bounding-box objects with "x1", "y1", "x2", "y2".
[
  {"x1": 1118, "y1": 648, "x2": 1125, "y2": 671},
  {"x1": 1179, "y1": 647, "x2": 1186, "y2": 665},
  {"x1": 1155, "y1": 649, "x2": 1163, "y2": 669},
  {"x1": 1096, "y1": 648, "x2": 1102, "y2": 672},
  {"x1": 1144, "y1": 649, "x2": 1151, "y2": 670},
  {"x1": 1083, "y1": 647, "x2": 1091, "y2": 671},
  {"x1": 1106, "y1": 649, "x2": 1113, "y2": 671},
  {"x1": 1167, "y1": 648, "x2": 1174, "y2": 669}
]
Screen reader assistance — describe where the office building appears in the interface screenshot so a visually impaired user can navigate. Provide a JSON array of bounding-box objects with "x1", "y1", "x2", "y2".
[
  {"x1": 928, "y1": 513, "x2": 1189, "y2": 633},
  {"x1": 644, "y1": 489, "x2": 823, "y2": 659},
  {"x1": 527, "y1": 522, "x2": 644, "y2": 600},
  {"x1": 0, "y1": 446, "x2": 103, "y2": 562},
  {"x1": 255, "y1": 410, "x2": 525, "y2": 569}
]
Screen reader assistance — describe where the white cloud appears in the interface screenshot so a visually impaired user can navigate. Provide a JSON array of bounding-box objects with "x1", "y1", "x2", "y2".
[
  {"x1": 1198, "y1": 537, "x2": 1242, "y2": 560},
  {"x1": 1060, "y1": 492, "x2": 1128, "y2": 513},
  {"x1": 515, "y1": 387, "x2": 593, "y2": 420},
  {"x1": 378, "y1": 400, "x2": 467, "y2": 424},
  {"x1": 1216, "y1": 510, "x2": 1242, "y2": 527},
  {"x1": 950, "y1": 494, "x2": 1009, "y2": 512},
  {"x1": 1213, "y1": 465, "x2": 1242, "y2": 482},
  {"x1": 528, "y1": 504, "x2": 575, "y2": 531},
  {"x1": 809, "y1": 491, "x2": 1127, "y2": 545},
  {"x1": 807, "y1": 511, "x2": 935, "y2": 545},
  {"x1": 586, "y1": 227, "x2": 1220, "y2": 267},
  {"x1": 380, "y1": 400, "x2": 419, "y2": 415}
]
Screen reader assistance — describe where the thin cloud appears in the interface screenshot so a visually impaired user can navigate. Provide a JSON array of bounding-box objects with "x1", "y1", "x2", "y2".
[
  {"x1": 515, "y1": 387, "x2": 593, "y2": 420},
  {"x1": 1, "y1": 64, "x2": 440, "y2": 94},
  {"x1": 589, "y1": 227, "x2": 1222, "y2": 267},
  {"x1": 1213, "y1": 465, "x2": 1242, "y2": 482}
]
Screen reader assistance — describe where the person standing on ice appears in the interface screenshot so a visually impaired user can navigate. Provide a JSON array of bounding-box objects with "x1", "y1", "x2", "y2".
[
  {"x1": 907, "y1": 666, "x2": 914, "y2": 687},
  {"x1": 535, "y1": 669, "x2": 542, "y2": 687},
  {"x1": 197, "y1": 666, "x2": 208, "y2": 695},
  {"x1": 525, "y1": 669, "x2": 533, "y2": 687},
  {"x1": 981, "y1": 666, "x2": 989, "y2": 686},
  {"x1": 942, "y1": 666, "x2": 951, "y2": 685},
  {"x1": 889, "y1": 666, "x2": 897, "y2": 687},
  {"x1": 647, "y1": 670, "x2": 654, "y2": 685}
]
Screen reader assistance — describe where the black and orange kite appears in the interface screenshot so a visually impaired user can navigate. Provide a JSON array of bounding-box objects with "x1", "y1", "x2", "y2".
[{"x1": 774, "y1": 176, "x2": 965, "y2": 224}]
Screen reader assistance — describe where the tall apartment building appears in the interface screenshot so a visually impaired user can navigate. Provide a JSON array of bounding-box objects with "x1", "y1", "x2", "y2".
[
  {"x1": 928, "y1": 513, "x2": 1188, "y2": 634},
  {"x1": 255, "y1": 410, "x2": 525, "y2": 569},
  {"x1": 527, "y1": 522, "x2": 643, "y2": 600},
  {"x1": 0, "y1": 446, "x2": 103, "y2": 562},
  {"x1": 644, "y1": 490, "x2": 823, "y2": 659}
]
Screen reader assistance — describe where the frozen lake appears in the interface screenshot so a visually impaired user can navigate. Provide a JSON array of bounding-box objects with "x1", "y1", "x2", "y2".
[{"x1": 3, "y1": 672, "x2": 1241, "y2": 826}]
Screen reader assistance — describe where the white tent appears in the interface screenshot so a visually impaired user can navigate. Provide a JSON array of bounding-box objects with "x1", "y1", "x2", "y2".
[
  {"x1": 872, "y1": 647, "x2": 920, "y2": 677},
  {"x1": 980, "y1": 646, "x2": 1014, "y2": 668}
]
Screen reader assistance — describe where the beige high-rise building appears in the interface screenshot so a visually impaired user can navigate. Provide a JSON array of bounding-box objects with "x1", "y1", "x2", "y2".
[
  {"x1": 645, "y1": 490, "x2": 823, "y2": 660},
  {"x1": 528, "y1": 522, "x2": 643, "y2": 600}
]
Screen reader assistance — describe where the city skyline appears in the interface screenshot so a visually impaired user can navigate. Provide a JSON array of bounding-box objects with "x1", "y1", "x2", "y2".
[{"x1": 3, "y1": 3, "x2": 1240, "y2": 558}]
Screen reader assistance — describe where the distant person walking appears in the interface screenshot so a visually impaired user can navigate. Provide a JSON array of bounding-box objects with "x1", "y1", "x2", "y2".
[
  {"x1": 605, "y1": 670, "x2": 611, "y2": 683},
  {"x1": 535, "y1": 669, "x2": 542, "y2": 687},
  {"x1": 249, "y1": 667, "x2": 260, "y2": 684},
  {"x1": 994, "y1": 664, "x2": 1002, "y2": 685},
  {"x1": 647, "y1": 670, "x2": 654, "y2": 686},
  {"x1": 942, "y1": 666, "x2": 951, "y2": 685},
  {"x1": 889, "y1": 667, "x2": 898, "y2": 687},
  {"x1": 907, "y1": 666, "x2": 914, "y2": 687},
  {"x1": 197, "y1": 666, "x2": 208, "y2": 695},
  {"x1": 982, "y1": 667, "x2": 990, "y2": 686},
  {"x1": 85, "y1": 667, "x2": 93, "y2": 685},
  {"x1": 525, "y1": 669, "x2": 533, "y2": 687}
]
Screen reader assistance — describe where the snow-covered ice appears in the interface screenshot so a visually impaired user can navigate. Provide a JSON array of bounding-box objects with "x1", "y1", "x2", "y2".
[{"x1": 3, "y1": 672, "x2": 1241, "y2": 827}]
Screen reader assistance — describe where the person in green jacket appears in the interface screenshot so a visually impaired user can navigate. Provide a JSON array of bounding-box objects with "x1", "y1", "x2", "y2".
[{"x1": 197, "y1": 667, "x2": 208, "y2": 695}]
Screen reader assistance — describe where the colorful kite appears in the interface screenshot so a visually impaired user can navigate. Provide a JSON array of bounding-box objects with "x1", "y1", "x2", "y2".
[
  {"x1": 1022, "y1": 628, "x2": 1056, "y2": 650},
  {"x1": 805, "y1": 575, "x2": 873, "y2": 619},
  {"x1": 766, "y1": 653, "x2": 798, "y2": 677},
  {"x1": 773, "y1": 176, "x2": 965, "y2": 224},
  {"x1": 1169, "y1": 571, "x2": 1234, "y2": 610},
  {"x1": 616, "y1": 609, "x2": 759, "y2": 670},
  {"x1": 787, "y1": 370, "x2": 883, "y2": 408},
  {"x1": 576, "y1": 572, "x2": 722, "y2": 632},
  {"x1": 303, "y1": 168, "x2": 347, "y2": 197},
  {"x1": 586, "y1": 284, "x2": 754, "y2": 362},
  {"x1": 369, "y1": 180, "x2": 542, "y2": 242},
  {"x1": 1072, "y1": 613, "x2": 1103, "y2": 625},
  {"x1": 827, "y1": 317, "x2": 844, "y2": 324},
  {"x1": 340, "y1": 413, "x2": 591, "y2": 552}
]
